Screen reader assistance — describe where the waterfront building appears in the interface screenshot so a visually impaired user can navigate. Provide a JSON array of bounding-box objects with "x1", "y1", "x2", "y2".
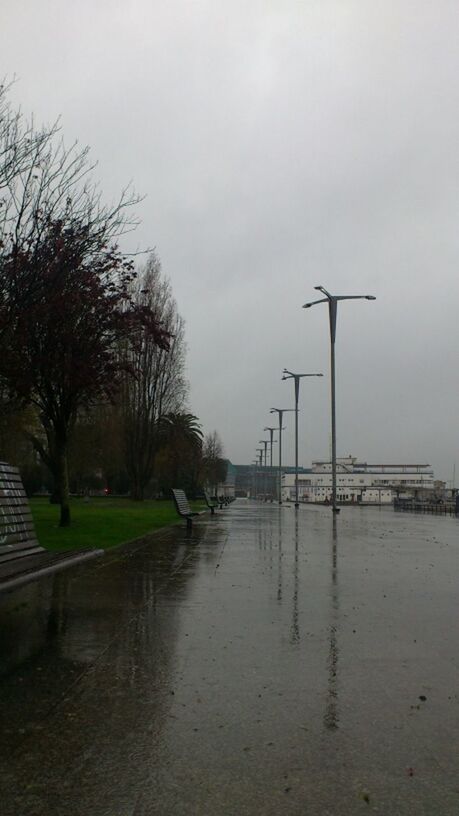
[
  {"x1": 281, "y1": 456, "x2": 434, "y2": 505},
  {"x1": 233, "y1": 463, "x2": 311, "y2": 499}
]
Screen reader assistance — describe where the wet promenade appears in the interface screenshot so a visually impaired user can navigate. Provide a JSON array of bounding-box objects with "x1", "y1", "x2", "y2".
[{"x1": 0, "y1": 500, "x2": 458, "y2": 815}]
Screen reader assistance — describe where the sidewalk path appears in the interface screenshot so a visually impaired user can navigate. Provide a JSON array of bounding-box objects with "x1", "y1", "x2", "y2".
[{"x1": 1, "y1": 500, "x2": 458, "y2": 815}]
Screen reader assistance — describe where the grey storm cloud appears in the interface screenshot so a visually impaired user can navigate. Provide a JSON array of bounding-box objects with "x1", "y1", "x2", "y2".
[{"x1": 2, "y1": 0, "x2": 458, "y2": 479}]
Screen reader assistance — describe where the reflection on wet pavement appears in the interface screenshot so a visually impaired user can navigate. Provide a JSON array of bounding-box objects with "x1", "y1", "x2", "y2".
[
  {"x1": 324, "y1": 517, "x2": 339, "y2": 732},
  {"x1": 0, "y1": 501, "x2": 458, "y2": 815}
]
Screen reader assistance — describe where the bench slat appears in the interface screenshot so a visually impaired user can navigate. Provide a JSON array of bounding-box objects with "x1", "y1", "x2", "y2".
[
  {"x1": 0, "y1": 464, "x2": 39, "y2": 555},
  {"x1": 0, "y1": 495, "x2": 31, "y2": 505},
  {"x1": 0, "y1": 493, "x2": 30, "y2": 503},
  {"x1": 0, "y1": 526, "x2": 34, "y2": 539},
  {"x1": 0, "y1": 539, "x2": 42, "y2": 560},
  {"x1": 0, "y1": 471, "x2": 24, "y2": 483},
  {"x1": 0, "y1": 474, "x2": 25, "y2": 484},
  {"x1": 0, "y1": 507, "x2": 34, "y2": 518},
  {"x1": 0, "y1": 510, "x2": 32, "y2": 526}
]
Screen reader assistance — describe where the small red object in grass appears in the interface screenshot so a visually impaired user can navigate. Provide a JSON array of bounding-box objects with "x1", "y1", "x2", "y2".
[{"x1": 407, "y1": 767, "x2": 415, "y2": 777}]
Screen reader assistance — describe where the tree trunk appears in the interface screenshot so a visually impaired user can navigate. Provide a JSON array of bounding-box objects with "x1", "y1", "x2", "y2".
[
  {"x1": 131, "y1": 479, "x2": 144, "y2": 501},
  {"x1": 26, "y1": 430, "x2": 61, "y2": 503},
  {"x1": 56, "y1": 439, "x2": 71, "y2": 527}
]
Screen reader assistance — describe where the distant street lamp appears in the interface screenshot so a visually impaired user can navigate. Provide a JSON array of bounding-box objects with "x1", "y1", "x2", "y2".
[
  {"x1": 259, "y1": 440, "x2": 270, "y2": 501},
  {"x1": 264, "y1": 427, "x2": 277, "y2": 467},
  {"x1": 270, "y1": 408, "x2": 295, "y2": 504},
  {"x1": 258, "y1": 441, "x2": 269, "y2": 466},
  {"x1": 255, "y1": 448, "x2": 263, "y2": 499},
  {"x1": 282, "y1": 370, "x2": 323, "y2": 508},
  {"x1": 251, "y1": 459, "x2": 259, "y2": 499},
  {"x1": 303, "y1": 286, "x2": 376, "y2": 513},
  {"x1": 264, "y1": 426, "x2": 277, "y2": 500}
]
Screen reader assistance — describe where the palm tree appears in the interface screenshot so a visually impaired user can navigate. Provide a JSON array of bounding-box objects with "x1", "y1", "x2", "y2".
[{"x1": 157, "y1": 413, "x2": 203, "y2": 494}]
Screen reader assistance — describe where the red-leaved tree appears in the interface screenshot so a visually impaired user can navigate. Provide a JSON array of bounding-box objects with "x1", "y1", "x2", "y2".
[{"x1": 0, "y1": 218, "x2": 168, "y2": 525}]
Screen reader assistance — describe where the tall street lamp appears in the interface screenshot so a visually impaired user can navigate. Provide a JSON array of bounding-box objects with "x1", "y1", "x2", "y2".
[
  {"x1": 282, "y1": 370, "x2": 323, "y2": 509},
  {"x1": 303, "y1": 285, "x2": 376, "y2": 513},
  {"x1": 270, "y1": 408, "x2": 294, "y2": 504}
]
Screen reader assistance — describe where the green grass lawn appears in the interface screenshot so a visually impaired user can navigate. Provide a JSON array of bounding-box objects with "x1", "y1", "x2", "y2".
[{"x1": 29, "y1": 497, "x2": 206, "y2": 552}]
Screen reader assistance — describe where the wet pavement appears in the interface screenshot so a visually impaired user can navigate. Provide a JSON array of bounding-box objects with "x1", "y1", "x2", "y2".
[{"x1": 0, "y1": 500, "x2": 458, "y2": 815}]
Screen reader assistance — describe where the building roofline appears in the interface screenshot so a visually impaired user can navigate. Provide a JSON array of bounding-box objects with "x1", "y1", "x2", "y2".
[{"x1": 356, "y1": 464, "x2": 431, "y2": 468}]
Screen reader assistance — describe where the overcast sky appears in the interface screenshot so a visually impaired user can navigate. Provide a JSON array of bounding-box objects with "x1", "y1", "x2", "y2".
[{"x1": 2, "y1": 1, "x2": 458, "y2": 480}]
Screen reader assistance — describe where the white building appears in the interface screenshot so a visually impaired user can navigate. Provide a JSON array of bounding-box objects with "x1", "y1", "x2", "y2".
[{"x1": 282, "y1": 456, "x2": 434, "y2": 505}]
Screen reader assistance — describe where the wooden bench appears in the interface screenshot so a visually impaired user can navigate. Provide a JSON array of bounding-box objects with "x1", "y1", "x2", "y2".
[
  {"x1": 171, "y1": 489, "x2": 200, "y2": 530},
  {"x1": 203, "y1": 490, "x2": 218, "y2": 515},
  {"x1": 217, "y1": 495, "x2": 234, "y2": 508},
  {"x1": 0, "y1": 461, "x2": 104, "y2": 594}
]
